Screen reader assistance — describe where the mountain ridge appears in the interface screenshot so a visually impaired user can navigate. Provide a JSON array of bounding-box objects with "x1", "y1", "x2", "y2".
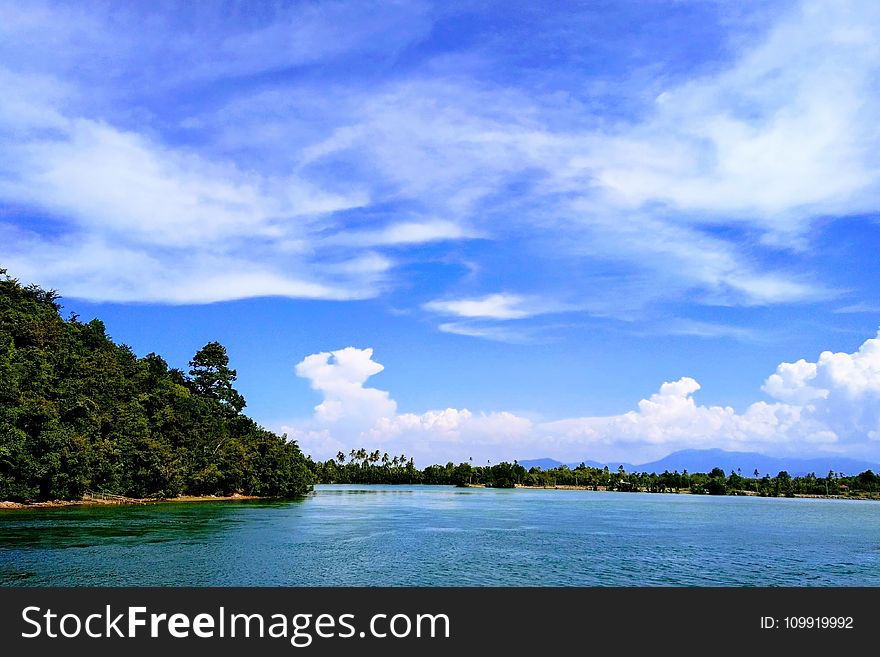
[{"x1": 518, "y1": 449, "x2": 879, "y2": 477}]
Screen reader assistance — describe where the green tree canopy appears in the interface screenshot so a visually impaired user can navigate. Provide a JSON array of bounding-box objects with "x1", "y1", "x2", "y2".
[
  {"x1": 0, "y1": 268, "x2": 311, "y2": 502},
  {"x1": 188, "y1": 341, "x2": 246, "y2": 416}
]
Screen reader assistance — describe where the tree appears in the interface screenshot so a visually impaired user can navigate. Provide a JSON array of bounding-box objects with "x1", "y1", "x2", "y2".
[
  {"x1": 187, "y1": 342, "x2": 246, "y2": 416},
  {"x1": 706, "y1": 468, "x2": 727, "y2": 495},
  {"x1": 775, "y1": 470, "x2": 792, "y2": 497}
]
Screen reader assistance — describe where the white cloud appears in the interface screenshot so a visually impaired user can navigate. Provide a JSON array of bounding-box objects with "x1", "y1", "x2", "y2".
[
  {"x1": 762, "y1": 359, "x2": 825, "y2": 404},
  {"x1": 294, "y1": 0, "x2": 875, "y2": 313},
  {"x1": 544, "y1": 332, "x2": 880, "y2": 461},
  {"x1": 0, "y1": 1, "x2": 434, "y2": 89},
  {"x1": 833, "y1": 303, "x2": 880, "y2": 314},
  {"x1": 0, "y1": 3, "x2": 469, "y2": 304},
  {"x1": 760, "y1": 332, "x2": 880, "y2": 445},
  {"x1": 287, "y1": 332, "x2": 880, "y2": 465},
  {"x1": 436, "y1": 321, "x2": 534, "y2": 344},
  {"x1": 290, "y1": 346, "x2": 538, "y2": 463},
  {"x1": 5, "y1": 119, "x2": 362, "y2": 248},
  {"x1": 559, "y1": 205, "x2": 828, "y2": 309},
  {"x1": 763, "y1": 333, "x2": 880, "y2": 400},
  {"x1": 575, "y1": 1, "x2": 880, "y2": 232},
  {"x1": 0, "y1": 72, "x2": 409, "y2": 303},
  {"x1": 425, "y1": 293, "x2": 530, "y2": 319},
  {"x1": 0, "y1": 229, "x2": 368, "y2": 304},
  {"x1": 2, "y1": 1, "x2": 874, "y2": 313},
  {"x1": 326, "y1": 219, "x2": 476, "y2": 247},
  {"x1": 295, "y1": 347, "x2": 397, "y2": 425},
  {"x1": 658, "y1": 319, "x2": 756, "y2": 341}
]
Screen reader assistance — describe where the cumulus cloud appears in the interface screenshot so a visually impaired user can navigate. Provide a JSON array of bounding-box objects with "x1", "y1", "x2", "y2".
[
  {"x1": 289, "y1": 346, "x2": 537, "y2": 463},
  {"x1": 286, "y1": 333, "x2": 880, "y2": 465},
  {"x1": 761, "y1": 331, "x2": 880, "y2": 442},
  {"x1": 540, "y1": 379, "x2": 826, "y2": 460},
  {"x1": 295, "y1": 347, "x2": 397, "y2": 424},
  {"x1": 543, "y1": 333, "x2": 880, "y2": 460}
]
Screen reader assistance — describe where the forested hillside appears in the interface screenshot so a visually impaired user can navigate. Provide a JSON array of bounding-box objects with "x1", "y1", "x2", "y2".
[{"x1": 0, "y1": 269, "x2": 312, "y2": 502}]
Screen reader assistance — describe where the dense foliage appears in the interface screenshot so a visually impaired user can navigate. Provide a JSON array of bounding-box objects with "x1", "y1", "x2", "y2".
[
  {"x1": 308, "y1": 450, "x2": 880, "y2": 498},
  {"x1": 307, "y1": 450, "x2": 527, "y2": 488},
  {"x1": 0, "y1": 270, "x2": 312, "y2": 502},
  {"x1": 516, "y1": 463, "x2": 880, "y2": 497}
]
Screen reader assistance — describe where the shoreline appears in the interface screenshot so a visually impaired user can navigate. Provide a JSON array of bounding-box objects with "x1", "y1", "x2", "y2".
[
  {"x1": 515, "y1": 483, "x2": 879, "y2": 500},
  {"x1": 0, "y1": 493, "x2": 266, "y2": 510},
  {"x1": 4, "y1": 486, "x2": 878, "y2": 509}
]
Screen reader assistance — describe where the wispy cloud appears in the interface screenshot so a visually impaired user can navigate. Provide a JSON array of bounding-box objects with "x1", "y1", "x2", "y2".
[
  {"x1": 436, "y1": 321, "x2": 536, "y2": 344},
  {"x1": 656, "y1": 319, "x2": 758, "y2": 341},
  {"x1": 425, "y1": 294, "x2": 539, "y2": 320},
  {"x1": 0, "y1": 0, "x2": 877, "y2": 320},
  {"x1": 0, "y1": 1, "x2": 446, "y2": 303},
  {"x1": 833, "y1": 302, "x2": 880, "y2": 314},
  {"x1": 326, "y1": 219, "x2": 478, "y2": 247}
]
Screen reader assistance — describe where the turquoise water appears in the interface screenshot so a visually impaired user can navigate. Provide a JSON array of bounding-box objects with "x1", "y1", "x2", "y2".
[{"x1": 2, "y1": 485, "x2": 879, "y2": 586}]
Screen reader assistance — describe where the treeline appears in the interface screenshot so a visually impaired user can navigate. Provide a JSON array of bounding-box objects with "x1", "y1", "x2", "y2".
[
  {"x1": 0, "y1": 270, "x2": 312, "y2": 502},
  {"x1": 522, "y1": 464, "x2": 880, "y2": 497},
  {"x1": 308, "y1": 451, "x2": 880, "y2": 498},
  {"x1": 307, "y1": 451, "x2": 528, "y2": 488}
]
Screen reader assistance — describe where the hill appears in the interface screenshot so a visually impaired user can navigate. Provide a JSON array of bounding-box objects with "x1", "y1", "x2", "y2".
[
  {"x1": 635, "y1": 449, "x2": 879, "y2": 478},
  {"x1": 0, "y1": 269, "x2": 312, "y2": 502}
]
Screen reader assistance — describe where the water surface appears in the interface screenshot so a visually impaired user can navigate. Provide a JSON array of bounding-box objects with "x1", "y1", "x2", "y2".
[{"x1": 2, "y1": 485, "x2": 878, "y2": 586}]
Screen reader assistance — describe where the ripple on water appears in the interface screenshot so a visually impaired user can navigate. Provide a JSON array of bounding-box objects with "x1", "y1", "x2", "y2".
[{"x1": 3, "y1": 486, "x2": 880, "y2": 586}]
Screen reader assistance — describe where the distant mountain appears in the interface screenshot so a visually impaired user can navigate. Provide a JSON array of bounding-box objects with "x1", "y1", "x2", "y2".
[
  {"x1": 518, "y1": 449, "x2": 880, "y2": 477},
  {"x1": 633, "y1": 449, "x2": 879, "y2": 477},
  {"x1": 518, "y1": 457, "x2": 621, "y2": 471},
  {"x1": 517, "y1": 458, "x2": 565, "y2": 470}
]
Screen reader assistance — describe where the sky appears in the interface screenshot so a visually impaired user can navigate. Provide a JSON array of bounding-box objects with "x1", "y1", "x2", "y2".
[{"x1": 2, "y1": 0, "x2": 880, "y2": 466}]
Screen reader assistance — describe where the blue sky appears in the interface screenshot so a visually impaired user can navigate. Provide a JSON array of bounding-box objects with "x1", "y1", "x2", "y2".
[{"x1": 2, "y1": 0, "x2": 880, "y2": 466}]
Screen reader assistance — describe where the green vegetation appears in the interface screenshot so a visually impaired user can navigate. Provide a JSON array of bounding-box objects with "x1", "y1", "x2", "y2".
[
  {"x1": 518, "y1": 463, "x2": 880, "y2": 498},
  {"x1": 308, "y1": 452, "x2": 528, "y2": 488},
  {"x1": 308, "y1": 451, "x2": 880, "y2": 499},
  {"x1": 0, "y1": 269, "x2": 312, "y2": 502}
]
